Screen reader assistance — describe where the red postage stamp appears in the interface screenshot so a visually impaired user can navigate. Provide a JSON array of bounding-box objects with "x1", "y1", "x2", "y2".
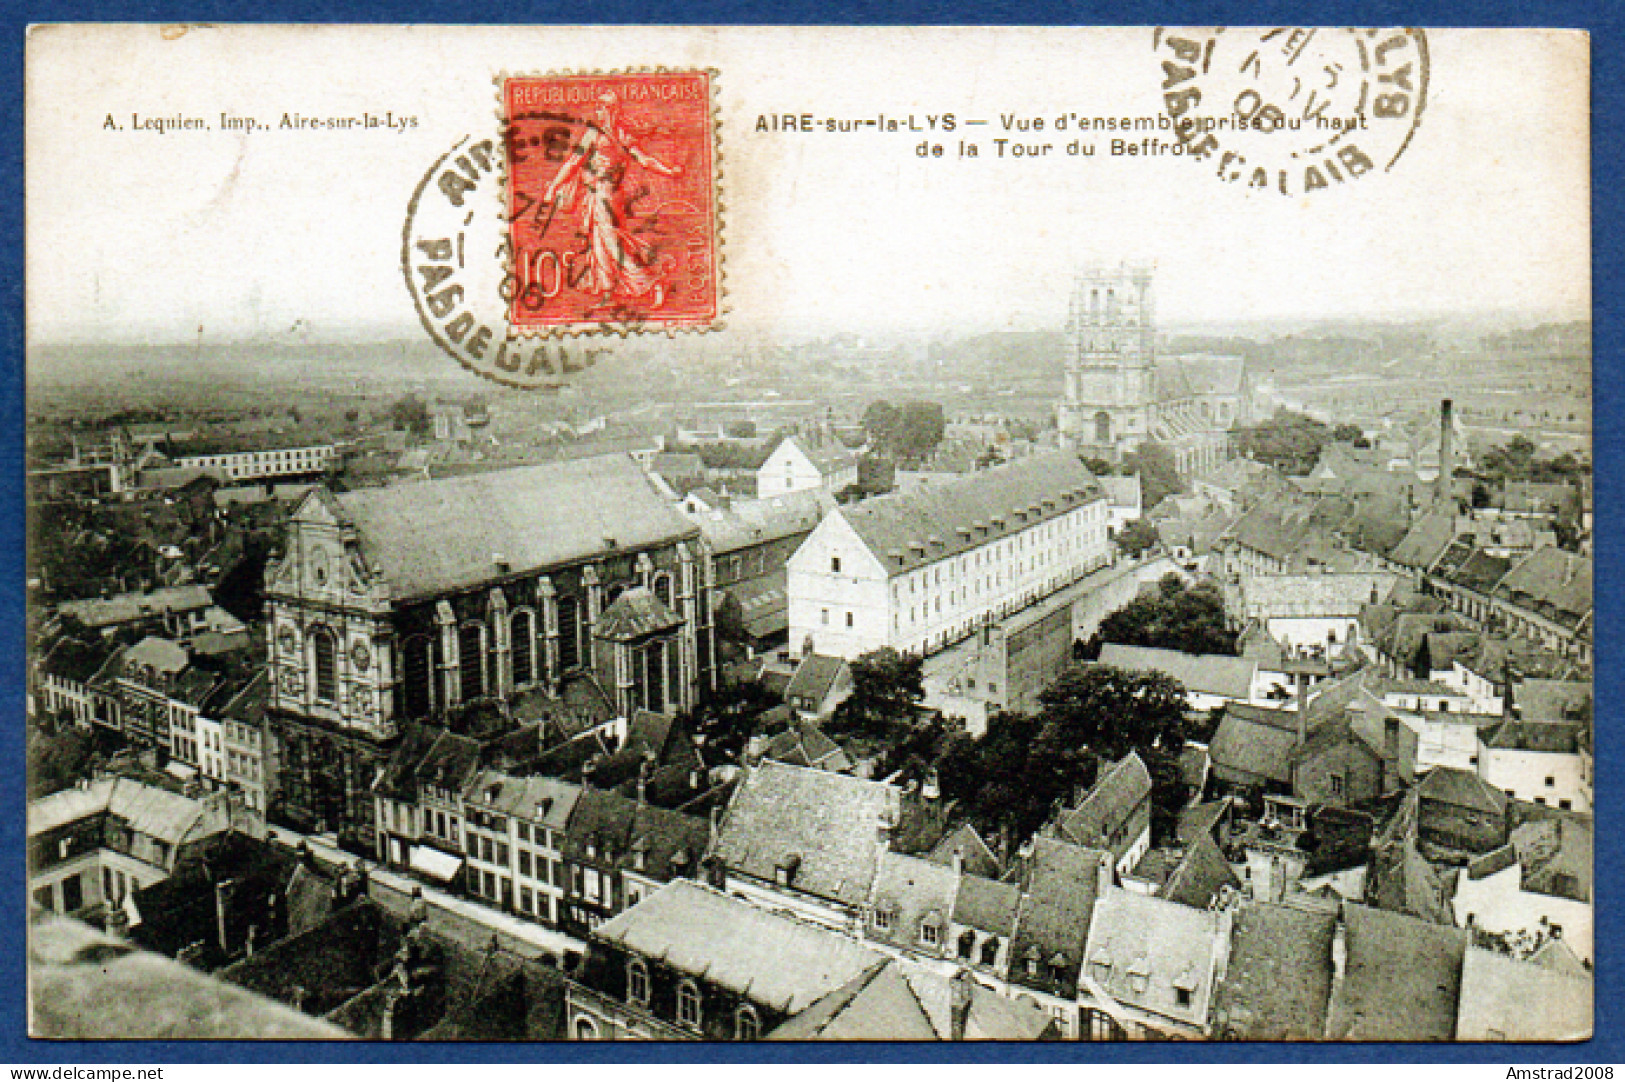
[{"x1": 500, "y1": 71, "x2": 721, "y2": 334}]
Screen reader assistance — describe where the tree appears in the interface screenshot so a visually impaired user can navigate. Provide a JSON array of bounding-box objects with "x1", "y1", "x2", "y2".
[
  {"x1": 1036, "y1": 663, "x2": 1189, "y2": 763},
  {"x1": 1333, "y1": 423, "x2": 1363, "y2": 443},
  {"x1": 1115, "y1": 518, "x2": 1160, "y2": 559},
  {"x1": 830, "y1": 647, "x2": 924, "y2": 739},
  {"x1": 685, "y1": 679, "x2": 778, "y2": 764},
  {"x1": 861, "y1": 400, "x2": 946, "y2": 466},
  {"x1": 1122, "y1": 440, "x2": 1184, "y2": 511},
  {"x1": 389, "y1": 395, "x2": 431, "y2": 438},
  {"x1": 861, "y1": 400, "x2": 901, "y2": 450},
  {"x1": 712, "y1": 591, "x2": 750, "y2": 644},
  {"x1": 1090, "y1": 573, "x2": 1236, "y2": 656},
  {"x1": 937, "y1": 711, "x2": 1057, "y2": 847},
  {"x1": 1234, "y1": 409, "x2": 1332, "y2": 475},
  {"x1": 892, "y1": 402, "x2": 946, "y2": 464},
  {"x1": 937, "y1": 664, "x2": 1194, "y2": 847}
]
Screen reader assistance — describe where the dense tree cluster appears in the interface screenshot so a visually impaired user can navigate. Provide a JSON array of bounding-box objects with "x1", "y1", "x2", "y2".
[
  {"x1": 1114, "y1": 518, "x2": 1160, "y2": 559},
  {"x1": 861, "y1": 400, "x2": 947, "y2": 466},
  {"x1": 937, "y1": 664, "x2": 1192, "y2": 849},
  {"x1": 830, "y1": 647, "x2": 925, "y2": 740},
  {"x1": 1084, "y1": 574, "x2": 1236, "y2": 657},
  {"x1": 682, "y1": 679, "x2": 781, "y2": 763},
  {"x1": 388, "y1": 395, "x2": 431, "y2": 438},
  {"x1": 1121, "y1": 440, "x2": 1185, "y2": 512},
  {"x1": 836, "y1": 455, "x2": 896, "y2": 503},
  {"x1": 1233, "y1": 409, "x2": 1332, "y2": 476},
  {"x1": 1478, "y1": 434, "x2": 1589, "y2": 486}
]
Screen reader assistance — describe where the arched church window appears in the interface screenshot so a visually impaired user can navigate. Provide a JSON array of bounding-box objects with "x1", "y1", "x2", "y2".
[
  {"x1": 511, "y1": 611, "x2": 535, "y2": 686},
  {"x1": 311, "y1": 627, "x2": 337, "y2": 704},
  {"x1": 557, "y1": 594, "x2": 581, "y2": 670},
  {"x1": 403, "y1": 634, "x2": 435, "y2": 717},
  {"x1": 459, "y1": 623, "x2": 486, "y2": 700}
]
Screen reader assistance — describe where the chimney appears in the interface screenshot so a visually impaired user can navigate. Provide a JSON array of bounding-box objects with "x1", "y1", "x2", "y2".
[
  {"x1": 215, "y1": 878, "x2": 235, "y2": 955},
  {"x1": 1435, "y1": 399, "x2": 1455, "y2": 508},
  {"x1": 949, "y1": 970, "x2": 974, "y2": 1041},
  {"x1": 952, "y1": 847, "x2": 965, "y2": 875},
  {"x1": 1096, "y1": 852, "x2": 1113, "y2": 898},
  {"x1": 1295, "y1": 669, "x2": 1311, "y2": 749},
  {"x1": 1326, "y1": 914, "x2": 1350, "y2": 1036},
  {"x1": 381, "y1": 991, "x2": 398, "y2": 1041}
]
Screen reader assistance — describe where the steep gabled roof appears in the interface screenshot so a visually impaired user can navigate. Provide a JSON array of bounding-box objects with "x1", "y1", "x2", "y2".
[
  {"x1": 1455, "y1": 947, "x2": 1592, "y2": 1041},
  {"x1": 1418, "y1": 766, "x2": 1509, "y2": 818},
  {"x1": 834, "y1": 452, "x2": 1103, "y2": 575},
  {"x1": 711, "y1": 761, "x2": 900, "y2": 906},
  {"x1": 927, "y1": 823, "x2": 1002, "y2": 880},
  {"x1": 1327, "y1": 903, "x2": 1469, "y2": 1041},
  {"x1": 1389, "y1": 512, "x2": 1458, "y2": 571},
  {"x1": 1161, "y1": 834, "x2": 1241, "y2": 910},
  {"x1": 1058, "y1": 751, "x2": 1152, "y2": 852},
  {"x1": 332, "y1": 455, "x2": 697, "y2": 600},
  {"x1": 1097, "y1": 644, "x2": 1256, "y2": 701},
  {"x1": 784, "y1": 653, "x2": 849, "y2": 706},
  {"x1": 1082, "y1": 888, "x2": 1225, "y2": 1026},
  {"x1": 1208, "y1": 704, "x2": 1304, "y2": 786},
  {"x1": 1008, "y1": 837, "x2": 1110, "y2": 993},
  {"x1": 1213, "y1": 902, "x2": 1336, "y2": 1040},
  {"x1": 592, "y1": 881, "x2": 882, "y2": 1015}
]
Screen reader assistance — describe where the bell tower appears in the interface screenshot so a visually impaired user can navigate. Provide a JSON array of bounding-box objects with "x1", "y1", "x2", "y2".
[{"x1": 1057, "y1": 262, "x2": 1156, "y2": 459}]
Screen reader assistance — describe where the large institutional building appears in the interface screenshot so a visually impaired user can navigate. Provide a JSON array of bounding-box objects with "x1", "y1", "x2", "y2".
[
  {"x1": 262, "y1": 454, "x2": 716, "y2": 854},
  {"x1": 1056, "y1": 264, "x2": 1247, "y2": 474},
  {"x1": 786, "y1": 452, "x2": 1112, "y2": 661}
]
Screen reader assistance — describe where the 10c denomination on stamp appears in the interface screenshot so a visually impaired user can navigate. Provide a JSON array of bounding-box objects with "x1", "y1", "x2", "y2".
[{"x1": 501, "y1": 70, "x2": 722, "y2": 334}]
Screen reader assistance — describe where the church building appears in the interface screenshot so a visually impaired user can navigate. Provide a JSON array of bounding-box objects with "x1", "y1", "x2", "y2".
[
  {"x1": 1056, "y1": 264, "x2": 1248, "y2": 475},
  {"x1": 261, "y1": 454, "x2": 715, "y2": 855}
]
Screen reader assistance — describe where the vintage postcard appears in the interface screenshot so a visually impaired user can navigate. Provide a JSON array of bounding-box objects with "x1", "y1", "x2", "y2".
[{"x1": 24, "y1": 25, "x2": 1591, "y2": 1043}]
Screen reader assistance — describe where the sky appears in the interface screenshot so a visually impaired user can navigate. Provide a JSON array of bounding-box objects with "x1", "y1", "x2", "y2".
[{"x1": 26, "y1": 25, "x2": 1590, "y2": 350}]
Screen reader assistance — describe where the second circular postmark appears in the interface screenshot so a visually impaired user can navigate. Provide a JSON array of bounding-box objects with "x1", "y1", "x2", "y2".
[{"x1": 1152, "y1": 27, "x2": 1429, "y2": 198}]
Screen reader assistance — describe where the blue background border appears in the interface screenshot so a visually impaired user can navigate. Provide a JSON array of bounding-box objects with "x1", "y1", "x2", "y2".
[{"x1": 1, "y1": 0, "x2": 1615, "y2": 1064}]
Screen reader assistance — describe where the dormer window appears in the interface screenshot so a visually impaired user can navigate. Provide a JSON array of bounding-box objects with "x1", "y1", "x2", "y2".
[
  {"x1": 919, "y1": 920, "x2": 940, "y2": 947},
  {"x1": 676, "y1": 980, "x2": 702, "y2": 1030},
  {"x1": 1173, "y1": 969, "x2": 1200, "y2": 1010},
  {"x1": 871, "y1": 904, "x2": 895, "y2": 932},
  {"x1": 626, "y1": 958, "x2": 650, "y2": 1007}
]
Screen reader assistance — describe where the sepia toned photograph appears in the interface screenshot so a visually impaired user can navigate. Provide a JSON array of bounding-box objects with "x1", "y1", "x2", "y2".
[{"x1": 24, "y1": 25, "x2": 1591, "y2": 1043}]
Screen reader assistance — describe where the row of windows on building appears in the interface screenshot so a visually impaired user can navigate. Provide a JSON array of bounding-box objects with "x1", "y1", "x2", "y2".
[
  {"x1": 621, "y1": 959, "x2": 761, "y2": 1039},
  {"x1": 299, "y1": 576, "x2": 681, "y2": 716},
  {"x1": 870, "y1": 907, "x2": 1002, "y2": 966}
]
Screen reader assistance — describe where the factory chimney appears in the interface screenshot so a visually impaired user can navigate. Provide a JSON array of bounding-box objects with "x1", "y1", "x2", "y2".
[{"x1": 1436, "y1": 399, "x2": 1456, "y2": 509}]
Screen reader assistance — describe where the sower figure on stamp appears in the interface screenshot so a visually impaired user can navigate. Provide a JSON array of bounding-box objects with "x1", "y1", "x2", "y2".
[{"x1": 544, "y1": 91, "x2": 682, "y2": 310}]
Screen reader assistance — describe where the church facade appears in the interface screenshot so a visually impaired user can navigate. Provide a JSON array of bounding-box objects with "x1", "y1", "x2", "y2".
[
  {"x1": 1056, "y1": 264, "x2": 1247, "y2": 476},
  {"x1": 261, "y1": 455, "x2": 715, "y2": 855}
]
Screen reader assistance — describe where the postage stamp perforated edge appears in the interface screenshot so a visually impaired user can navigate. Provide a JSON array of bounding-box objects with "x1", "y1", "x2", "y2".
[{"x1": 490, "y1": 66, "x2": 728, "y2": 341}]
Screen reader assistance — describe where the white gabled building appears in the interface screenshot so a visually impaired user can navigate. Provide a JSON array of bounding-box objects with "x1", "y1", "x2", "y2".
[
  {"x1": 756, "y1": 435, "x2": 859, "y2": 498},
  {"x1": 787, "y1": 452, "x2": 1112, "y2": 660}
]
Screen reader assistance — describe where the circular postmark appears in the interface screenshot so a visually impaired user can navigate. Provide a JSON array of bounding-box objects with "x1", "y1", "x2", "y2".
[
  {"x1": 402, "y1": 71, "x2": 721, "y2": 390},
  {"x1": 402, "y1": 134, "x2": 590, "y2": 388},
  {"x1": 1152, "y1": 27, "x2": 1429, "y2": 197}
]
